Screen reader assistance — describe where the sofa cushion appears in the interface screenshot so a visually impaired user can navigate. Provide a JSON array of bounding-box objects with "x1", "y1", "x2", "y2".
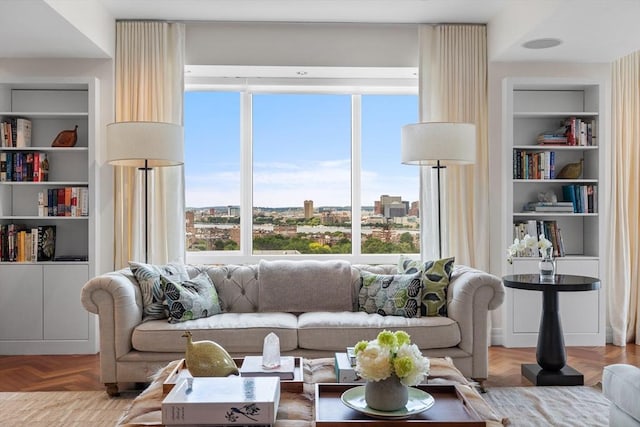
[
  {"x1": 297, "y1": 311, "x2": 461, "y2": 351},
  {"x1": 132, "y1": 312, "x2": 298, "y2": 353},
  {"x1": 398, "y1": 256, "x2": 455, "y2": 317},
  {"x1": 130, "y1": 261, "x2": 189, "y2": 321},
  {"x1": 358, "y1": 271, "x2": 422, "y2": 318},
  {"x1": 258, "y1": 259, "x2": 352, "y2": 312},
  {"x1": 161, "y1": 272, "x2": 222, "y2": 323}
]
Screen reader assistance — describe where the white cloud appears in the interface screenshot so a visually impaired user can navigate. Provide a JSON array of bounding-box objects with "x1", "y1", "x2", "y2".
[{"x1": 186, "y1": 158, "x2": 419, "y2": 207}]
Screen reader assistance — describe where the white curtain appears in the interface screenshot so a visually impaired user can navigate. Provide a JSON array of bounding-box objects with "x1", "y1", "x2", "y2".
[
  {"x1": 418, "y1": 25, "x2": 489, "y2": 269},
  {"x1": 608, "y1": 51, "x2": 640, "y2": 345},
  {"x1": 114, "y1": 21, "x2": 186, "y2": 268}
]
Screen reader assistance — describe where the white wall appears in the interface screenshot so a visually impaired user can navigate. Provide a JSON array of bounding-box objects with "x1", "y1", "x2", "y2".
[
  {"x1": 186, "y1": 22, "x2": 419, "y2": 67},
  {"x1": 487, "y1": 61, "x2": 611, "y2": 345},
  {"x1": 0, "y1": 58, "x2": 115, "y2": 276}
]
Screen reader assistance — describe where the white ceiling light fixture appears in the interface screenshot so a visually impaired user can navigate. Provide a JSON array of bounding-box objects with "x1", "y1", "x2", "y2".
[{"x1": 522, "y1": 38, "x2": 563, "y2": 49}]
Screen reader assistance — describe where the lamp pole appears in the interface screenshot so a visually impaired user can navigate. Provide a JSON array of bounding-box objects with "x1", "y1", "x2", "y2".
[{"x1": 434, "y1": 160, "x2": 444, "y2": 259}]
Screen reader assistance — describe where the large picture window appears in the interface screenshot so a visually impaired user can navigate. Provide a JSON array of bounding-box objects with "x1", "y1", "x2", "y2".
[{"x1": 184, "y1": 86, "x2": 419, "y2": 264}]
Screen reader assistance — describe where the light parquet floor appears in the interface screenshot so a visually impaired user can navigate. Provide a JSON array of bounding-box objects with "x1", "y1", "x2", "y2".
[{"x1": 0, "y1": 345, "x2": 638, "y2": 392}]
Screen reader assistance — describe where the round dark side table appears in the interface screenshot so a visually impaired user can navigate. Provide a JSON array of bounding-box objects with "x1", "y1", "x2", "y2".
[{"x1": 502, "y1": 274, "x2": 600, "y2": 386}]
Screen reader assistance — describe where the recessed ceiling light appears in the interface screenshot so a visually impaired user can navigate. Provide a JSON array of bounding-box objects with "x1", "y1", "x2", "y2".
[{"x1": 522, "y1": 38, "x2": 563, "y2": 49}]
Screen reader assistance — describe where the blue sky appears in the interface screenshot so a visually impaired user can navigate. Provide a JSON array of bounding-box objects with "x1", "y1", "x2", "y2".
[{"x1": 184, "y1": 92, "x2": 418, "y2": 208}]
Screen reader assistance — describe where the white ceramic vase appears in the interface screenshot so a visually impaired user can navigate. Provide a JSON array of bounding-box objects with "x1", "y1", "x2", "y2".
[{"x1": 364, "y1": 374, "x2": 409, "y2": 411}]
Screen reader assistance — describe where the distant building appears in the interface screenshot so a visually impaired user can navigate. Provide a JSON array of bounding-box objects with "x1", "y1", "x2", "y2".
[
  {"x1": 379, "y1": 194, "x2": 407, "y2": 218},
  {"x1": 409, "y1": 200, "x2": 419, "y2": 217},
  {"x1": 304, "y1": 200, "x2": 314, "y2": 219}
]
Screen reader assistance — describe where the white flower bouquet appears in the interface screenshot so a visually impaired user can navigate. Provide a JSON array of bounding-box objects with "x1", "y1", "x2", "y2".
[
  {"x1": 506, "y1": 233, "x2": 553, "y2": 264},
  {"x1": 354, "y1": 330, "x2": 430, "y2": 386}
]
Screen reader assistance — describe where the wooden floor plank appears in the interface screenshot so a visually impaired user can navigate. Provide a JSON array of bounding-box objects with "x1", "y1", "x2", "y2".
[{"x1": 0, "y1": 345, "x2": 638, "y2": 392}]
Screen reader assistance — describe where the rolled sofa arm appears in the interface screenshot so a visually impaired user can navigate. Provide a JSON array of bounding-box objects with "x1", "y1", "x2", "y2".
[
  {"x1": 80, "y1": 269, "x2": 143, "y2": 384},
  {"x1": 446, "y1": 265, "x2": 505, "y2": 379}
]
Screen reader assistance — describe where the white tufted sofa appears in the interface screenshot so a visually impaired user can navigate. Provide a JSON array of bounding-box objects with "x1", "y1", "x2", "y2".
[
  {"x1": 603, "y1": 364, "x2": 640, "y2": 426},
  {"x1": 81, "y1": 260, "x2": 504, "y2": 396}
]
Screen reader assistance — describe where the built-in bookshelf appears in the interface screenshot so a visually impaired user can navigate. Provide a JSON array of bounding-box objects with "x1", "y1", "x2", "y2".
[
  {"x1": 502, "y1": 78, "x2": 605, "y2": 347},
  {"x1": 0, "y1": 80, "x2": 97, "y2": 354}
]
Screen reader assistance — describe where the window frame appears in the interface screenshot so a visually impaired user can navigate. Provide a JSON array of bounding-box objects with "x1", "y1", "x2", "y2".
[{"x1": 185, "y1": 68, "x2": 419, "y2": 265}]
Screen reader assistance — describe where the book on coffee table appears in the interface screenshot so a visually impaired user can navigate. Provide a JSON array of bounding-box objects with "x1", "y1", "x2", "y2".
[
  {"x1": 239, "y1": 356, "x2": 296, "y2": 380},
  {"x1": 162, "y1": 376, "x2": 280, "y2": 426}
]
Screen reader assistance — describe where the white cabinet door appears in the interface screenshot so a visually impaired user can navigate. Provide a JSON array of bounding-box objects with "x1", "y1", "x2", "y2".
[
  {"x1": 43, "y1": 264, "x2": 89, "y2": 340},
  {"x1": 0, "y1": 265, "x2": 43, "y2": 340}
]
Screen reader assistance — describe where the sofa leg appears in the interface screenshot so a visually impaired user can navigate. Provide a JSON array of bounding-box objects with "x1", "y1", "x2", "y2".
[
  {"x1": 472, "y1": 378, "x2": 487, "y2": 393},
  {"x1": 105, "y1": 383, "x2": 120, "y2": 397}
]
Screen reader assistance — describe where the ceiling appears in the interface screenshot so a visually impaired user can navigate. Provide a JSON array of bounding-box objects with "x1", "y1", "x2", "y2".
[{"x1": 1, "y1": 0, "x2": 639, "y2": 63}]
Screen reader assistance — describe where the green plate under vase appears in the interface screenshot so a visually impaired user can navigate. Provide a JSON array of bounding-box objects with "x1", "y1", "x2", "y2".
[{"x1": 340, "y1": 385, "x2": 435, "y2": 420}]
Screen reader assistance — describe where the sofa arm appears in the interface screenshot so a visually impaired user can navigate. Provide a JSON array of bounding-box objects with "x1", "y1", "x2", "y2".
[
  {"x1": 446, "y1": 265, "x2": 505, "y2": 379},
  {"x1": 81, "y1": 269, "x2": 143, "y2": 384}
]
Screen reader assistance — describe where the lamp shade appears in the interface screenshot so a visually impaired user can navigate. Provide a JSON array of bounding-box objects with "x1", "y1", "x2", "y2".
[
  {"x1": 106, "y1": 121, "x2": 184, "y2": 167},
  {"x1": 401, "y1": 122, "x2": 476, "y2": 165}
]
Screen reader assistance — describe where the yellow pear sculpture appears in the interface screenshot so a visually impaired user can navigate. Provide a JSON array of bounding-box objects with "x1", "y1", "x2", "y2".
[
  {"x1": 182, "y1": 331, "x2": 239, "y2": 377},
  {"x1": 556, "y1": 158, "x2": 584, "y2": 179}
]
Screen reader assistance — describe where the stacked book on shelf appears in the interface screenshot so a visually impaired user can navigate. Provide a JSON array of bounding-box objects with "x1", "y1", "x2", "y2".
[
  {"x1": 536, "y1": 117, "x2": 596, "y2": 146},
  {"x1": 38, "y1": 187, "x2": 89, "y2": 217},
  {"x1": 513, "y1": 149, "x2": 556, "y2": 179},
  {"x1": 562, "y1": 184, "x2": 598, "y2": 213},
  {"x1": 522, "y1": 201, "x2": 575, "y2": 213},
  {"x1": 0, "y1": 224, "x2": 56, "y2": 262},
  {"x1": 513, "y1": 219, "x2": 565, "y2": 258},
  {"x1": 1, "y1": 118, "x2": 32, "y2": 148},
  {"x1": 0, "y1": 151, "x2": 49, "y2": 182}
]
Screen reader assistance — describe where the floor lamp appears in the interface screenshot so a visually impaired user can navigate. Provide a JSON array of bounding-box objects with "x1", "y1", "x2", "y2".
[
  {"x1": 106, "y1": 121, "x2": 184, "y2": 264},
  {"x1": 401, "y1": 122, "x2": 476, "y2": 259}
]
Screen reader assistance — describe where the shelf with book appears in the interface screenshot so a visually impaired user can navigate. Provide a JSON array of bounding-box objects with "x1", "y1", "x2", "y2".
[
  {"x1": 502, "y1": 78, "x2": 604, "y2": 348},
  {"x1": 0, "y1": 80, "x2": 97, "y2": 354}
]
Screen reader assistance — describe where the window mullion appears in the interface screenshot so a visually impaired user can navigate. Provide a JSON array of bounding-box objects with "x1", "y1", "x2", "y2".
[
  {"x1": 351, "y1": 94, "x2": 362, "y2": 256},
  {"x1": 240, "y1": 91, "x2": 253, "y2": 258}
]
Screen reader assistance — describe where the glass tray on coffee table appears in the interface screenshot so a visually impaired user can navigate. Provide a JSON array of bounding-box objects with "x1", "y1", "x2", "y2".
[{"x1": 315, "y1": 383, "x2": 486, "y2": 426}]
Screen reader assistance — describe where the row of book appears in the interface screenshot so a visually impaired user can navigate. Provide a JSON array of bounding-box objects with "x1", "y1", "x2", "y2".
[
  {"x1": 513, "y1": 219, "x2": 566, "y2": 258},
  {"x1": 38, "y1": 187, "x2": 89, "y2": 217},
  {"x1": 0, "y1": 224, "x2": 56, "y2": 262},
  {"x1": 513, "y1": 149, "x2": 556, "y2": 180},
  {"x1": 0, "y1": 151, "x2": 49, "y2": 182},
  {"x1": 537, "y1": 117, "x2": 597, "y2": 146},
  {"x1": 1, "y1": 118, "x2": 32, "y2": 148},
  {"x1": 562, "y1": 184, "x2": 597, "y2": 214}
]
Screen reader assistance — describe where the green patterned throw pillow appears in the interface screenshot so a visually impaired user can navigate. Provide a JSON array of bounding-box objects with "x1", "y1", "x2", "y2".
[
  {"x1": 161, "y1": 272, "x2": 222, "y2": 323},
  {"x1": 398, "y1": 255, "x2": 455, "y2": 317},
  {"x1": 129, "y1": 261, "x2": 189, "y2": 321},
  {"x1": 358, "y1": 271, "x2": 422, "y2": 318}
]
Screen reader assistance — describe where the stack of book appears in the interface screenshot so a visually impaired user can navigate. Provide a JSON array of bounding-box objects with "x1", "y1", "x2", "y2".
[
  {"x1": 38, "y1": 187, "x2": 89, "y2": 217},
  {"x1": 562, "y1": 184, "x2": 598, "y2": 213},
  {"x1": 0, "y1": 224, "x2": 56, "y2": 262},
  {"x1": 0, "y1": 151, "x2": 48, "y2": 182},
  {"x1": 162, "y1": 376, "x2": 280, "y2": 426},
  {"x1": 522, "y1": 201, "x2": 575, "y2": 213},
  {"x1": 513, "y1": 220, "x2": 565, "y2": 258},
  {"x1": 513, "y1": 150, "x2": 556, "y2": 180},
  {"x1": 1, "y1": 118, "x2": 32, "y2": 148}
]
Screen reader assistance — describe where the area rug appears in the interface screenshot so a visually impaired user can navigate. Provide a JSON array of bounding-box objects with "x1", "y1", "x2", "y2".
[
  {"x1": 0, "y1": 391, "x2": 134, "y2": 427},
  {"x1": 484, "y1": 385, "x2": 611, "y2": 426}
]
